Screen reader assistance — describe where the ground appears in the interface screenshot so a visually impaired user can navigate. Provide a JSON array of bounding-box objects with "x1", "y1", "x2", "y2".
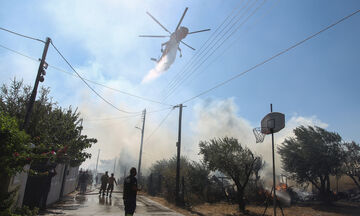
[
  {"x1": 41, "y1": 190, "x2": 183, "y2": 216},
  {"x1": 145, "y1": 196, "x2": 360, "y2": 216},
  {"x1": 41, "y1": 188, "x2": 360, "y2": 216}
]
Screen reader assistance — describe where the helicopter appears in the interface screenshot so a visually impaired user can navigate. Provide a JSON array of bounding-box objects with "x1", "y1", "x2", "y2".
[{"x1": 139, "y1": 7, "x2": 210, "y2": 65}]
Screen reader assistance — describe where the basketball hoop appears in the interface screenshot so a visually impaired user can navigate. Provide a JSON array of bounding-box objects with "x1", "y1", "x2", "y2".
[{"x1": 253, "y1": 127, "x2": 266, "y2": 143}]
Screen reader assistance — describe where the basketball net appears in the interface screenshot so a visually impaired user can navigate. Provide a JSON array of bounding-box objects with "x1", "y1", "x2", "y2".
[{"x1": 253, "y1": 127, "x2": 266, "y2": 143}]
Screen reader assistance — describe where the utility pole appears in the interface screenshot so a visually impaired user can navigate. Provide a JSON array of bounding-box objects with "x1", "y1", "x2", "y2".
[
  {"x1": 23, "y1": 37, "x2": 51, "y2": 130},
  {"x1": 113, "y1": 157, "x2": 117, "y2": 174},
  {"x1": 137, "y1": 109, "x2": 146, "y2": 184},
  {"x1": 174, "y1": 104, "x2": 185, "y2": 206},
  {"x1": 95, "y1": 149, "x2": 100, "y2": 175}
]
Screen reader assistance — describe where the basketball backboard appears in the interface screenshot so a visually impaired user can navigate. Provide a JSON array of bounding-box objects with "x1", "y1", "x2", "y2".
[{"x1": 261, "y1": 112, "x2": 285, "y2": 134}]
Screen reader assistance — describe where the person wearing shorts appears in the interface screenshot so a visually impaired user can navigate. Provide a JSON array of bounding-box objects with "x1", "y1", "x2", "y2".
[{"x1": 106, "y1": 173, "x2": 117, "y2": 197}]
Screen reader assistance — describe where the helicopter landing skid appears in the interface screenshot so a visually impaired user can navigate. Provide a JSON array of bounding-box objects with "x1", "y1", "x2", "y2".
[{"x1": 150, "y1": 58, "x2": 158, "y2": 62}]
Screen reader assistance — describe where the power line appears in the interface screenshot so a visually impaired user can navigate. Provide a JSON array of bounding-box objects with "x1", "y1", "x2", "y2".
[
  {"x1": 48, "y1": 64, "x2": 173, "y2": 106},
  {"x1": 84, "y1": 114, "x2": 142, "y2": 121},
  {"x1": 83, "y1": 107, "x2": 172, "y2": 121},
  {"x1": 164, "y1": 0, "x2": 254, "y2": 97},
  {"x1": 162, "y1": 0, "x2": 247, "y2": 95},
  {"x1": 0, "y1": 27, "x2": 45, "y2": 43},
  {"x1": 50, "y1": 41, "x2": 142, "y2": 114},
  {"x1": 176, "y1": 0, "x2": 280, "y2": 93},
  {"x1": 0, "y1": 43, "x2": 173, "y2": 107},
  {"x1": 180, "y1": 8, "x2": 360, "y2": 104},
  {"x1": 144, "y1": 108, "x2": 174, "y2": 143},
  {"x1": 163, "y1": 0, "x2": 266, "y2": 103},
  {"x1": 0, "y1": 44, "x2": 38, "y2": 61}
]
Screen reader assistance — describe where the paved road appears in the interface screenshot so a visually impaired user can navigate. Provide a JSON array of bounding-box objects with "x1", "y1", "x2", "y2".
[{"x1": 42, "y1": 191, "x2": 183, "y2": 216}]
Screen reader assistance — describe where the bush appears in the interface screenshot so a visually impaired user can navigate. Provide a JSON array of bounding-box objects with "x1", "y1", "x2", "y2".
[{"x1": 147, "y1": 156, "x2": 210, "y2": 205}]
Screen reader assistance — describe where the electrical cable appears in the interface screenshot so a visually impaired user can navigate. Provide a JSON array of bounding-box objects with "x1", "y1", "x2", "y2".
[
  {"x1": 144, "y1": 107, "x2": 174, "y2": 143},
  {"x1": 48, "y1": 64, "x2": 173, "y2": 107},
  {"x1": 163, "y1": 0, "x2": 254, "y2": 98},
  {"x1": 84, "y1": 114, "x2": 142, "y2": 121},
  {"x1": 179, "y1": 8, "x2": 360, "y2": 104},
  {"x1": 0, "y1": 43, "x2": 173, "y2": 107},
  {"x1": 166, "y1": 0, "x2": 266, "y2": 102},
  {"x1": 50, "y1": 41, "x2": 142, "y2": 114},
  {"x1": 0, "y1": 27, "x2": 45, "y2": 43},
  {"x1": 84, "y1": 107, "x2": 172, "y2": 121},
  {"x1": 163, "y1": 0, "x2": 266, "y2": 103},
  {"x1": 178, "y1": 0, "x2": 280, "y2": 92},
  {"x1": 0, "y1": 44, "x2": 39, "y2": 61},
  {"x1": 162, "y1": 0, "x2": 247, "y2": 95}
]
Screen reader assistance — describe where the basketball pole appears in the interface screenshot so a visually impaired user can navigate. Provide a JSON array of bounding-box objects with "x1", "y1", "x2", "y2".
[{"x1": 270, "y1": 103, "x2": 277, "y2": 216}]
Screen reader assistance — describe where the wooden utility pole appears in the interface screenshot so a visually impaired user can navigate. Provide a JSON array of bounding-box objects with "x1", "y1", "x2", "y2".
[
  {"x1": 137, "y1": 109, "x2": 146, "y2": 183},
  {"x1": 175, "y1": 104, "x2": 185, "y2": 206},
  {"x1": 113, "y1": 157, "x2": 117, "y2": 174},
  {"x1": 95, "y1": 149, "x2": 100, "y2": 174},
  {"x1": 23, "y1": 37, "x2": 51, "y2": 130}
]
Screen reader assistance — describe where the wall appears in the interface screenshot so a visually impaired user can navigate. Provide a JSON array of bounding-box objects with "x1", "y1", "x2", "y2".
[
  {"x1": 8, "y1": 165, "x2": 30, "y2": 207},
  {"x1": 46, "y1": 164, "x2": 79, "y2": 205},
  {"x1": 61, "y1": 165, "x2": 79, "y2": 196},
  {"x1": 46, "y1": 164, "x2": 66, "y2": 205}
]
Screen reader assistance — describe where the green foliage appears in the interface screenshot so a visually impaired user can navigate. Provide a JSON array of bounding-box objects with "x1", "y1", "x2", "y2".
[
  {"x1": 13, "y1": 206, "x2": 39, "y2": 216},
  {"x1": 0, "y1": 78, "x2": 97, "y2": 167},
  {"x1": 0, "y1": 112, "x2": 30, "y2": 176},
  {"x1": 199, "y1": 137, "x2": 263, "y2": 211},
  {"x1": 0, "y1": 188, "x2": 38, "y2": 216},
  {"x1": 147, "y1": 156, "x2": 210, "y2": 205},
  {"x1": 0, "y1": 189, "x2": 17, "y2": 216},
  {"x1": 341, "y1": 141, "x2": 360, "y2": 189},
  {"x1": 278, "y1": 126, "x2": 343, "y2": 200}
]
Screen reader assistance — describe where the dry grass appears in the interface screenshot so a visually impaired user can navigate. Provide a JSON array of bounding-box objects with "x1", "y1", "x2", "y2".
[{"x1": 144, "y1": 194, "x2": 360, "y2": 216}]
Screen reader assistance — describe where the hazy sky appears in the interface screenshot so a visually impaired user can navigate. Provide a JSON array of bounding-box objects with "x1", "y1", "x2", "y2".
[{"x1": 1, "y1": 0, "x2": 359, "y2": 175}]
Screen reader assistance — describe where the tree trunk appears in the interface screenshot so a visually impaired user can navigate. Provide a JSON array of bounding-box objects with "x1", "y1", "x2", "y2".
[
  {"x1": 318, "y1": 175, "x2": 333, "y2": 203},
  {"x1": 237, "y1": 189, "x2": 245, "y2": 212},
  {"x1": 348, "y1": 175, "x2": 360, "y2": 190},
  {"x1": 326, "y1": 175, "x2": 331, "y2": 193}
]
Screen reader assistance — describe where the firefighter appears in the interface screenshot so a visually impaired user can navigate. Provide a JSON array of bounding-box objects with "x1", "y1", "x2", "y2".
[{"x1": 99, "y1": 171, "x2": 109, "y2": 196}]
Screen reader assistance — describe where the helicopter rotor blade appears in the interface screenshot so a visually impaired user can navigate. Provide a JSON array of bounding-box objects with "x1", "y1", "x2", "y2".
[
  {"x1": 175, "y1": 7, "x2": 188, "y2": 31},
  {"x1": 146, "y1": 11, "x2": 172, "y2": 34},
  {"x1": 139, "y1": 35, "x2": 169, "y2": 38},
  {"x1": 180, "y1": 40, "x2": 195, "y2": 50},
  {"x1": 188, "y1": 29, "x2": 211, "y2": 34}
]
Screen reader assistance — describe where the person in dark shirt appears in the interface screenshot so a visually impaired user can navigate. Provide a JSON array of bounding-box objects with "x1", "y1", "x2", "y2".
[
  {"x1": 123, "y1": 167, "x2": 138, "y2": 215},
  {"x1": 99, "y1": 171, "x2": 109, "y2": 196},
  {"x1": 106, "y1": 173, "x2": 117, "y2": 197}
]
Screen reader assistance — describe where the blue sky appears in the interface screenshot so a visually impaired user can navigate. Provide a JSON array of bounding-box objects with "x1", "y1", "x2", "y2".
[{"x1": 1, "y1": 0, "x2": 359, "y2": 173}]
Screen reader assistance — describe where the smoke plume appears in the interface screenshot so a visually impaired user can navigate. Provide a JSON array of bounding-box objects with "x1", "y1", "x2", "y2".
[{"x1": 142, "y1": 46, "x2": 177, "y2": 83}]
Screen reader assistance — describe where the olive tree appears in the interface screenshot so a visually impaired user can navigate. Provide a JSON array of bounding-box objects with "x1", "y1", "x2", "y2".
[
  {"x1": 199, "y1": 137, "x2": 263, "y2": 212},
  {"x1": 278, "y1": 126, "x2": 343, "y2": 201}
]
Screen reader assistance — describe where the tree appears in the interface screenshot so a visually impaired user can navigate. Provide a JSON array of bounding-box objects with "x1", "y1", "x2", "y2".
[
  {"x1": 342, "y1": 141, "x2": 360, "y2": 190},
  {"x1": 199, "y1": 137, "x2": 262, "y2": 212},
  {"x1": 0, "y1": 112, "x2": 31, "y2": 204},
  {"x1": 147, "y1": 156, "x2": 210, "y2": 204},
  {"x1": 0, "y1": 79, "x2": 97, "y2": 167},
  {"x1": 278, "y1": 126, "x2": 343, "y2": 201}
]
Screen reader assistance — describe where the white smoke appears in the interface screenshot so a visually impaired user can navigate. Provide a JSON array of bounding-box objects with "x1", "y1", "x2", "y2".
[
  {"x1": 142, "y1": 46, "x2": 178, "y2": 83},
  {"x1": 188, "y1": 98, "x2": 329, "y2": 176}
]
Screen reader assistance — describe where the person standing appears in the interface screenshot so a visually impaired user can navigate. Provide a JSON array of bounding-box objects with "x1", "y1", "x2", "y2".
[
  {"x1": 99, "y1": 171, "x2": 109, "y2": 196},
  {"x1": 79, "y1": 171, "x2": 87, "y2": 194},
  {"x1": 123, "y1": 167, "x2": 138, "y2": 216},
  {"x1": 106, "y1": 173, "x2": 117, "y2": 197}
]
